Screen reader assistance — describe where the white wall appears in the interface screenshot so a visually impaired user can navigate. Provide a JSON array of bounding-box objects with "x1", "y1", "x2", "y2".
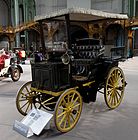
[
  {"x1": 35, "y1": 0, "x2": 67, "y2": 16},
  {"x1": 35, "y1": 0, "x2": 128, "y2": 17},
  {"x1": 67, "y1": 0, "x2": 91, "y2": 9},
  {"x1": 91, "y1": 0, "x2": 128, "y2": 14}
]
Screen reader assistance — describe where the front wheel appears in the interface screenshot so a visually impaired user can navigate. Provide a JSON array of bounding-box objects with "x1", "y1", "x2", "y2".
[
  {"x1": 11, "y1": 67, "x2": 21, "y2": 81},
  {"x1": 54, "y1": 88, "x2": 83, "y2": 133}
]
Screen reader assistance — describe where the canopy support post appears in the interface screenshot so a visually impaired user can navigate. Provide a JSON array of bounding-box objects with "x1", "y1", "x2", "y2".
[
  {"x1": 39, "y1": 21, "x2": 46, "y2": 54},
  {"x1": 65, "y1": 14, "x2": 72, "y2": 85},
  {"x1": 65, "y1": 14, "x2": 71, "y2": 49}
]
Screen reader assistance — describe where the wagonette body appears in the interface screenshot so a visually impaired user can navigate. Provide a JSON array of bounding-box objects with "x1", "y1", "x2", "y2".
[{"x1": 16, "y1": 7, "x2": 128, "y2": 133}]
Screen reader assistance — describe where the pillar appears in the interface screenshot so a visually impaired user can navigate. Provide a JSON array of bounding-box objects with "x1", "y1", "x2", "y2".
[{"x1": 14, "y1": 0, "x2": 20, "y2": 48}]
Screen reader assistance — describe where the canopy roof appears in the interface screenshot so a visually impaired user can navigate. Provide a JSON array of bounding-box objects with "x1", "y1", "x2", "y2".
[{"x1": 34, "y1": 7, "x2": 128, "y2": 22}]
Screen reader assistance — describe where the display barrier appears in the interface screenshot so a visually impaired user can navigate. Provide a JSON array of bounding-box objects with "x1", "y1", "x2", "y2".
[{"x1": 13, "y1": 108, "x2": 53, "y2": 137}]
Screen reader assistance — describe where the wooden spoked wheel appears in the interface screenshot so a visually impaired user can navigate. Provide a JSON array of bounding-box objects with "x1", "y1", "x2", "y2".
[
  {"x1": 104, "y1": 67, "x2": 125, "y2": 109},
  {"x1": 54, "y1": 88, "x2": 83, "y2": 133},
  {"x1": 16, "y1": 81, "x2": 40, "y2": 116}
]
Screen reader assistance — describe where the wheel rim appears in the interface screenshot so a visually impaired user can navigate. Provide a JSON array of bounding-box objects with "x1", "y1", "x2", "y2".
[
  {"x1": 16, "y1": 81, "x2": 40, "y2": 115},
  {"x1": 105, "y1": 67, "x2": 125, "y2": 109},
  {"x1": 54, "y1": 89, "x2": 82, "y2": 133}
]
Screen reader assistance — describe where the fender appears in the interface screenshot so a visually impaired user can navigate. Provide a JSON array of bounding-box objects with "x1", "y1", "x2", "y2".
[
  {"x1": 16, "y1": 65, "x2": 23, "y2": 73},
  {"x1": 8, "y1": 65, "x2": 23, "y2": 73}
]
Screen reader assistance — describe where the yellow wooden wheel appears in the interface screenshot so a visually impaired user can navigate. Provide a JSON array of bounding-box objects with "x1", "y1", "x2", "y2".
[
  {"x1": 104, "y1": 67, "x2": 125, "y2": 109},
  {"x1": 54, "y1": 88, "x2": 83, "y2": 133},
  {"x1": 16, "y1": 81, "x2": 40, "y2": 116}
]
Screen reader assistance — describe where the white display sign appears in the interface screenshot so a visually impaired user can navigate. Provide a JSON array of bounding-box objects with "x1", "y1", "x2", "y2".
[
  {"x1": 13, "y1": 120, "x2": 33, "y2": 137},
  {"x1": 13, "y1": 108, "x2": 53, "y2": 137}
]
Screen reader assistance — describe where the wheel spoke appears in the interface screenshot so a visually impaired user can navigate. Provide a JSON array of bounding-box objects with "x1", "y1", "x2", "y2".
[
  {"x1": 25, "y1": 102, "x2": 31, "y2": 113},
  {"x1": 19, "y1": 98, "x2": 27, "y2": 102},
  {"x1": 67, "y1": 115, "x2": 71, "y2": 127},
  {"x1": 107, "y1": 88, "x2": 113, "y2": 96},
  {"x1": 59, "y1": 114, "x2": 67, "y2": 126},
  {"x1": 25, "y1": 86, "x2": 30, "y2": 93},
  {"x1": 30, "y1": 102, "x2": 33, "y2": 109},
  {"x1": 108, "y1": 94, "x2": 112, "y2": 104},
  {"x1": 109, "y1": 77, "x2": 114, "y2": 85},
  {"x1": 115, "y1": 69, "x2": 118, "y2": 80},
  {"x1": 63, "y1": 117, "x2": 67, "y2": 129},
  {"x1": 70, "y1": 113, "x2": 75, "y2": 122},
  {"x1": 107, "y1": 83, "x2": 114, "y2": 88},
  {"x1": 59, "y1": 106, "x2": 66, "y2": 110},
  {"x1": 110, "y1": 95, "x2": 114, "y2": 106},
  {"x1": 117, "y1": 72, "x2": 122, "y2": 80},
  {"x1": 76, "y1": 110, "x2": 79, "y2": 115},
  {"x1": 116, "y1": 90, "x2": 122, "y2": 98},
  {"x1": 20, "y1": 92, "x2": 27, "y2": 97},
  {"x1": 71, "y1": 93, "x2": 75, "y2": 102},
  {"x1": 120, "y1": 78, "x2": 124, "y2": 83},
  {"x1": 67, "y1": 94, "x2": 70, "y2": 103},
  {"x1": 72, "y1": 97, "x2": 79, "y2": 106},
  {"x1": 116, "y1": 72, "x2": 120, "y2": 82},
  {"x1": 114, "y1": 90, "x2": 119, "y2": 103},
  {"x1": 20, "y1": 101, "x2": 29, "y2": 109},
  {"x1": 72, "y1": 103, "x2": 80, "y2": 109},
  {"x1": 113, "y1": 94, "x2": 116, "y2": 106},
  {"x1": 57, "y1": 111, "x2": 66, "y2": 118},
  {"x1": 111, "y1": 73, "x2": 115, "y2": 82},
  {"x1": 61, "y1": 98, "x2": 67, "y2": 107}
]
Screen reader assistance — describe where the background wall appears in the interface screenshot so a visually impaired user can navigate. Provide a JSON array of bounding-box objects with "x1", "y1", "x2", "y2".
[
  {"x1": 0, "y1": 1, "x2": 8, "y2": 26},
  {"x1": 35, "y1": 0, "x2": 67, "y2": 16},
  {"x1": 67, "y1": 0, "x2": 91, "y2": 9},
  {"x1": 91, "y1": 0, "x2": 128, "y2": 14}
]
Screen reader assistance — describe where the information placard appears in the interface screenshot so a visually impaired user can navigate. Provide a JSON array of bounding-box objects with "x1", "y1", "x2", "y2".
[{"x1": 13, "y1": 108, "x2": 53, "y2": 137}]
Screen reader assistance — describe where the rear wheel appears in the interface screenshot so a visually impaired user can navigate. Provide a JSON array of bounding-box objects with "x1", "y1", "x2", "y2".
[
  {"x1": 54, "y1": 88, "x2": 83, "y2": 133},
  {"x1": 104, "y1": 67, "x2": 125, "y2": 109},
  {"x1": 11, "y1": 67, "x2": 20, "y2": 81}
]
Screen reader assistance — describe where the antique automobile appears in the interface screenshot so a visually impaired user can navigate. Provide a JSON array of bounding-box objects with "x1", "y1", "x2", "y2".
[
  {"x1": 16, "y1": 8, "x2": 128, "y2": 133},
  {"x1": 0, "y1": 41, "x2": 23, "y2": 81}
]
